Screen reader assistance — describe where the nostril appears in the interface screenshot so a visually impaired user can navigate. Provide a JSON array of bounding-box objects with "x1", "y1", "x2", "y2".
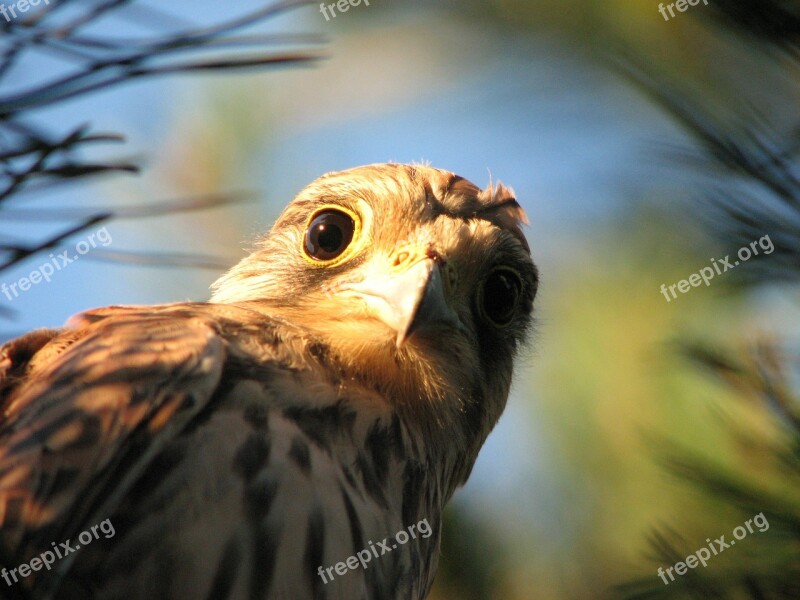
[
  {"x1": 425, "y1": 247, "x2": 446, "y2": 265},
  {"x1": 393, "y1": 251, "x2": 409, "y2": 267}
]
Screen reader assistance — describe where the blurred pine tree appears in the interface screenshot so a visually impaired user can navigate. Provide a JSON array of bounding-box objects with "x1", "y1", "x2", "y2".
[{"x1": 618, "y1": 1, "x2": 800, "y2": 598}]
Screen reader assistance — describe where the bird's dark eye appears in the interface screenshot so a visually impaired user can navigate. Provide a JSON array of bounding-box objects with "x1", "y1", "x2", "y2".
[
  {"x1": 481, "y1": 268, "x2": 522, "y2": 326},
  {"x1": 304, "y1": 209, "x2": 356, "y2": 262}
]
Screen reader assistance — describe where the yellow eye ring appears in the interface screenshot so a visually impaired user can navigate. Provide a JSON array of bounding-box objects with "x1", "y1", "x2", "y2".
[{"x1": 301, "y1": 204, "x2": 363, "y2": 267}]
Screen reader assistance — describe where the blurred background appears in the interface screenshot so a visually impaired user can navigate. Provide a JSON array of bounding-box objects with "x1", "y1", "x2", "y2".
[{"x1": 2, "y1": 1, "x2": 799, "y2": 598}]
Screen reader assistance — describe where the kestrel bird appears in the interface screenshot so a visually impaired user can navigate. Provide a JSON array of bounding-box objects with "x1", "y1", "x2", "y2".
[{"x1": 0, "y1": 163, "x2": 538, "y2": 600}]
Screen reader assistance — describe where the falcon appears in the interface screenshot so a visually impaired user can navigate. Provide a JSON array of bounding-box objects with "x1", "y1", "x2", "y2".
[{"x1": 0, "y1": 163, "x2": 538, "y2": 600}]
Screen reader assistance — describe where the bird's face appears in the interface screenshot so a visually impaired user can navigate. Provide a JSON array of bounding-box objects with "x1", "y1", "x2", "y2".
[{"x1": 212, "y1": 164, "x2": 538, "y2": 465}]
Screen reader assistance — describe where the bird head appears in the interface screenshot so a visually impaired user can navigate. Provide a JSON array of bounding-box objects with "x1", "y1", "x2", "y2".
[{"x1": 211, "y1": 163, "x2": 538, "y2": 476}]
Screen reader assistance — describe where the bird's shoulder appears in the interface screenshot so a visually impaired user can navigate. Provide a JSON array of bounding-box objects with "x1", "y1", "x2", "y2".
[
  {"x1": 0, "y1": 302, "x2": 432, "y2": 599},
  {"x1": 0, "y1": 302, "x2": 352, "y2": 556}
]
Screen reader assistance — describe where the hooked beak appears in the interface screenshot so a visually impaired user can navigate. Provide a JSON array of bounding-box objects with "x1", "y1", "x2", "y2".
[{"x1": 346, "y1": 257, "x2": 462, "y2": 347}]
